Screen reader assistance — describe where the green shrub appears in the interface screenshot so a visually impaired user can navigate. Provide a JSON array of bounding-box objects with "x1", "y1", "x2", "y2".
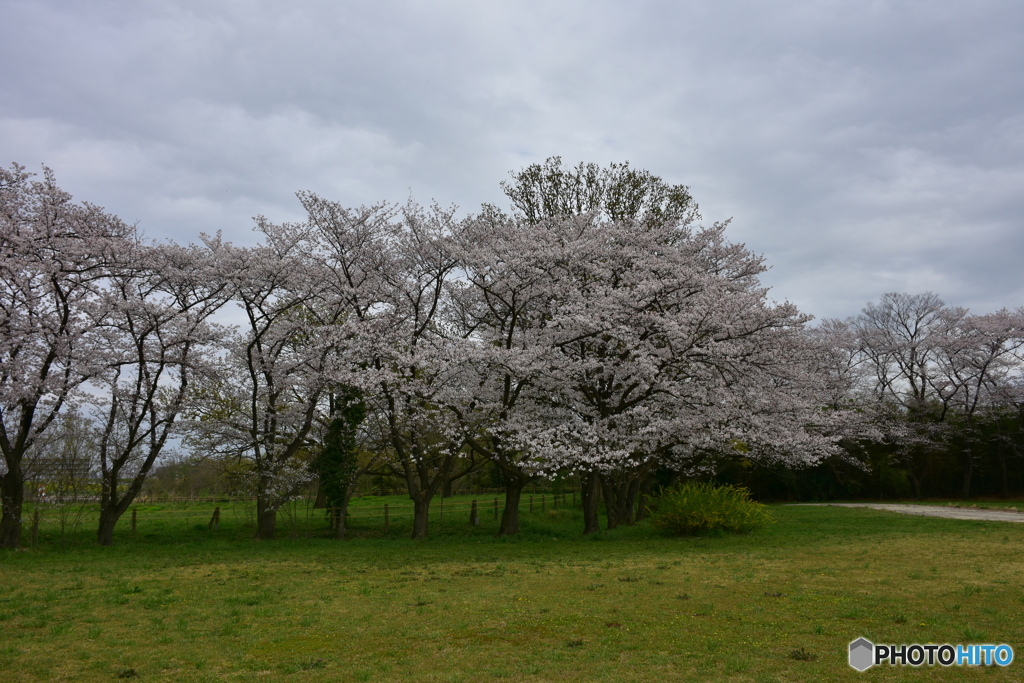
[{"x1": 649, "y1": 481, "x2": 774, "y2": 536}]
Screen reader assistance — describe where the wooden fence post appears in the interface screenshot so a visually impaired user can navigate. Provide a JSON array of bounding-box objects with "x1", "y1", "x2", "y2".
[
  {"x1": 493, "y1": 498, "x2": 499, "y2": 519},
  {"x1": 208, "y1": 506, "x2": 220, "y2": 531},
  {"x1": 541, "y1": 494, "x2": 545, "y2": 511},
  {"x1": 384, "y1": 504, "x2": 390, "y2": 532},
  {"x1": 131, "y1": 508, "x2": 137, "y2": 535},
  {"x1": 470, "y1": 500, "x2": 479, "y2": 526},
  {"x1": 31, "y1": 509, "x2": 40, "y2": 546},
  {"x1": 530, "y1": 495, "x2": 533, "y2": 513}
]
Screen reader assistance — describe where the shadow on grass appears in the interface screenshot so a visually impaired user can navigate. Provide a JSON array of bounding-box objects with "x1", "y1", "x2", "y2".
[{"x1": 4, "y1": 502, "x2": 1010, "y2": 573}]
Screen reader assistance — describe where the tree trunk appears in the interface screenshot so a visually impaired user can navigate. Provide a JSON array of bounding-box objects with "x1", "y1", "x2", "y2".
[
  {"x1": 635, "y1": 474, "x2": 655, "y2": 522},
  {"x1": 623, "y1": 477, "x2": 640, "y2": 526},
  {"x1": 97, "y1": 508, "x2": 118, "y2": 547},
  {"x1": 94, "y1": 459, "x2": 163, "y2": 547},
  {"x1": 335, "y1": 479, "x2": 364, "y2": 540},
  {"x1": 581, "y1": 471, "x2": 601, "y2": 535},
  {"x1": 411, "y1": 497, "x2": 430, "y2": 540},
  {"x1": 600, "y1": 473, "x2": 636, "y2": 530},
  {"x1": 256, "y1": 501, "x2": 277, "y2": 540},
  {"x1": 0, "y1": 467, "x2": 24, "y2": 549},
  {"x1": 498, "y1": 476, "x2": 528, "y2": 536},
  {"x1": 962, "y1": 452, "x2": 974, "y2": 499},
  {"x1": 998, "y1": 442, "x2": 1009, "y2": 497},
  {"x1": 600, "y1": 474, "x2": 619, "y2": 530},
  {"x1": 907, "y1": 469, "x2": 923, "y2": 500},
  {"x1": 335, "y1": 499, "x2": 350, "y2": 539}
]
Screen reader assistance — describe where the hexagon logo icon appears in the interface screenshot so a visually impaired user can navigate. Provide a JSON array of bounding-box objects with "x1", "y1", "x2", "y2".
[{"x1": 849, "y1": 637, "x2": 874, "y2": 671}]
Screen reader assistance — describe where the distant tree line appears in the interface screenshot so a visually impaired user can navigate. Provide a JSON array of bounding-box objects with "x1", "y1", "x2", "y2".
[{"x1": 720, "y1": 293, "x2": 1024, "y2": 501}]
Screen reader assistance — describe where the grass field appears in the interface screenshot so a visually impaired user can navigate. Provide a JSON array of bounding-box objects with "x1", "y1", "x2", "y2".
[{"x1": 2, "y1": 499, "x2": 1023, "y2": 682}]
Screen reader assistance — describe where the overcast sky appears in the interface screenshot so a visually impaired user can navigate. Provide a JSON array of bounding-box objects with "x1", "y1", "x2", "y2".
[{"x1": 2, "y1": 0, "x2": 1022, "y2": 320}]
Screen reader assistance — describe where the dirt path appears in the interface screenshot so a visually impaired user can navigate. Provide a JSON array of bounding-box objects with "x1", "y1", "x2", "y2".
[{"x1": 793, "y1": 503, "x2": 1024, "y2": 523}]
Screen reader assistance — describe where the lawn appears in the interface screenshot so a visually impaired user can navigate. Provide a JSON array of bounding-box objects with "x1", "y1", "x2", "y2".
[{"x1": 2, "y1": 501, "x2": 1023, "y2": 682}]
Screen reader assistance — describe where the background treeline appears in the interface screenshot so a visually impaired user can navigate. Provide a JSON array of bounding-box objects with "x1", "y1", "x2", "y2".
[{"x1": 718, "y1": 422, "x2": 1024, "y2": 501}]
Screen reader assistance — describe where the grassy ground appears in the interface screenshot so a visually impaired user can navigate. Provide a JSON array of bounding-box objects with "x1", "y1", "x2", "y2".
[{"x1": 2, "y1": 501, "x2": 1023, "y2": 682}]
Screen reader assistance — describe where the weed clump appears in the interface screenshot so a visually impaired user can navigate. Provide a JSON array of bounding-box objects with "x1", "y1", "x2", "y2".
[
  {"x1": 788, "y1": 647, "x2": 816, "y2": 661},
  {"x1": 649, "y1": 482, "x2": 774, "y2": 536},
  {"x1": 299, "y1": 658, "x2": 326, "y2": 670}
]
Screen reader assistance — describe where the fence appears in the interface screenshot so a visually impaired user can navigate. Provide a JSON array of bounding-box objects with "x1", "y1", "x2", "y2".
[
  {"x1": 41, "y1": 485, "x2": 571, "y2": 506},
  {"x1": 20, "y1": 491, "x2": 580, "y2": 543},
  {"x1": 337, "y1": 492, "x2": 577, "y2": 527}
]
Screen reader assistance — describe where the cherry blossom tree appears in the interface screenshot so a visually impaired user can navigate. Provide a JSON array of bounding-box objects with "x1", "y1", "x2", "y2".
[
  {"x1": 301, "y1": 194, "x2": 479, "y2": 539},
  {"x1": 0, "y1": 165, "x2": 132, "y2": 549},
  {"x1": 468, "y1": 160, "x2": 836, "y2": 533},
  {"x1": 451, "y1": 207, "x2": 568, "y2": 535},
  {"x1": 518, "y1": 217, "x2": 833, "y2": 532},
  {"x1": 187, "y1": 220, "x2": 355, "y2": 540},
  {"x1": 453, "y1": 208, "x2": 838, "y2": 535},
  {"x1": 477, "y1": 159, "x2": 709, "y2": 532},
  {"x1": 91, "y1": 238, "x2": 231, "y2": 545}
]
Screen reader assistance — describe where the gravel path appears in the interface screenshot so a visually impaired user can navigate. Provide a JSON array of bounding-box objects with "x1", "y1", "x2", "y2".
[{"x1": 793, "y1": 503, "x2": 1024, "y2": 523}]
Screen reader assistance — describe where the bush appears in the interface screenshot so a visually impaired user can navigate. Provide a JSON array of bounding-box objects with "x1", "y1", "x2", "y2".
[{"x1": 649, "y1": 481, "x2": 774, "y2": 536}]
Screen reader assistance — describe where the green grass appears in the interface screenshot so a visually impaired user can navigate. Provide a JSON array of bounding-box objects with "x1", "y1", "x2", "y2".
[{"x1": 3, "y1": 502, "x2": 1024, "y2": 681}]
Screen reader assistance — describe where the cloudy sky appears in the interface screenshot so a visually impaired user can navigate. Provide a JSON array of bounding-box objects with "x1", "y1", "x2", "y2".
[{"x1": 2, "y1": 0, "x2": 1022, "y2": 320}]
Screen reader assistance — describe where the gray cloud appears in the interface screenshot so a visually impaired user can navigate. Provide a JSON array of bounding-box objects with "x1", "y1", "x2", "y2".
[{"x1": 2, "y1": 0, "x2": 1022, "y2": 319}]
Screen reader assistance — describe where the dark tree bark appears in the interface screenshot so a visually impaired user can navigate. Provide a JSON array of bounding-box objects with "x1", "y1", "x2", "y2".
[
  {"x1": 95, "y1": 412, "x2": 176, "y2": 546},
  {"x1": 635, "y1": 474, "x2": 655, "y2": 523},
  {"x1": 600, "y1": 471, "x2": 641, "y2": 530},
  {"x1": 581, "y1": 471, "x2": 601, "y2": 534},
  {"x1": 256, "y1": 500, "x2": 277, "y2": 540},
  {"x1": 411, "y1": 497, "x2": 431, "y2": 539},
  {"x1": 998, "y1": 441, "x2": 1009, "y2": 497},
  {"x1": 600, "y1": 474, "x2": 621, "y2": 530},
  {"x1": 498, "y1": 473, "x2": 530, "y2": 536},
  {"x1": 96, "y1": 508, "x2": 118, "y2": 547},
  {"x1": 334, "y1": 463, "x2": 376, "y2": 539},
  {"x1": 334, "y1": 500, "x2": 349, "y2": 539},
  {"x1": 907, "y1": 468, "x2": 923, "y2": 500},
  {"x1": 962, "y1": 451, "x2": 975, "y2": 499},
  {"x1": 0, "y1": 465, "x2": 24, "y2": 548},
  {"x1": 403, "y1": 461, "x2": 442, "y2": 540},
  {"x1": 463, "y1": 437, "x2": 537, "y2": 537},
  {"x1": 624, "y1": 477, "x2": 641, "y2": 523}
]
